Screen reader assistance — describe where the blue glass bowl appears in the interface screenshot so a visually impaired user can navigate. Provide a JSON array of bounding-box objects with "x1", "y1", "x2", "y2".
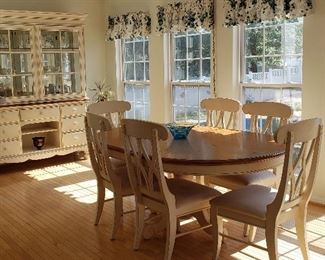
[{"x1": 166, "y1": 123, "x2": 195, "y2": 140}]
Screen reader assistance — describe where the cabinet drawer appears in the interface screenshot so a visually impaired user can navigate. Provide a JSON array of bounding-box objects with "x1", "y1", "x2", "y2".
[
  {"x1": 62, "y1": 116, "x2": 85, "y2": 132},
  {"x1": 0, "y1": 124, "x2": 20, "y2": 140},
  {"x1": 0, "y1": 110, "x2": 19, "y2": 123},
  {"x1": 20, "y1": 106, "x2": 60, "y2": 122},
  {"x1": 61, "y1": 103, "x2": 85, "y2": 117},
  {"x1": 0, "y1": 140, "x2": 22, "y2": 157},
  {"x1": 62, "y1": 131, "x2": 86, "y2": 147}
]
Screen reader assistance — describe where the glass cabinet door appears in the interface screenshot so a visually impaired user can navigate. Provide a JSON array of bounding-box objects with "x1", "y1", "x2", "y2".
[
  {"x1": 0, "y1": 29, "x2": 34, "y2": 98},
  {"x1": 41, "y1": 30, "x2": 81, "y2": 96}
]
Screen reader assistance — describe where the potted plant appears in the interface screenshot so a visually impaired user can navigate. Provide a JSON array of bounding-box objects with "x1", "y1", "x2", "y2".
[{"x1": 90, "y1": 80, "x2": 115, "y2": 102}]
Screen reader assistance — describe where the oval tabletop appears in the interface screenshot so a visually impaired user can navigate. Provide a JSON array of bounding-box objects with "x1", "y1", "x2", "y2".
[{"x1": 106, "y1": 126, "x2": 285, "y2": 171}]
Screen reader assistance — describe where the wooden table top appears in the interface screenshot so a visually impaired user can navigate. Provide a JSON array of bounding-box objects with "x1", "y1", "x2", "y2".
[{"x1": 106, "y1": 126, "x2": 286, "y2": 166}]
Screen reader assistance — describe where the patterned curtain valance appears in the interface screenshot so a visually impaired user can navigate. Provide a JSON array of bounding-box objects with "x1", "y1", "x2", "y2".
[
  {"x1": 156, "y1": 0, "x2": 214, "y2": 33},
  {"x1": 224, "y1": 0, "x2": 313, "y2": 26},
  {"x1": 106, "y1": 11, "x2": 151, "y2": 41}
]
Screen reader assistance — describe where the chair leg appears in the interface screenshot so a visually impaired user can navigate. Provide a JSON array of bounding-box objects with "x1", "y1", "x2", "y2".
[
  {"x1": 243, "y1": 224, "x2": 249, "y2": 237},
  {"x1": 211, "y1": 206, "x2": 223, "y2": 260},
  {"x1": 95, "y1": 183, "x2": 105, "y2": 225},
  {"x1": 294, "y1": 207, "x2": 309, "y2": 260},
  {"x1": 134, "y1": 204, "x2": 145, "y2": 250},
  {"x1": 111, "y1": 194, "x2": 123, "y2": 240},
  {"x1": 248, "y1": 226, "x2": 257, "y2": 242},
  {"x1": 164, "y1": 213, "x2": 177, "y2": 260},
  {"x1": 265, "y1": 222, "x2": 279, "y2": 260}
]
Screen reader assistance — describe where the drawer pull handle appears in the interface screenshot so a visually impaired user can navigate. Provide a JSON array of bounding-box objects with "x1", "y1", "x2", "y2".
[
  {"x1": 73, "y1": 107, "x2": 78, "y2": 111},
  {"x1": 74, "y1": 136, "x2": 79, "y2": 140},
  {"x1": 73, "y1": 121, "x2": 78, "y2": 125}
]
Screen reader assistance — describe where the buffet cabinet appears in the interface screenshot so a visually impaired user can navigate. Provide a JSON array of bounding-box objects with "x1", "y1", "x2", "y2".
[
  {"x1": 0, "y1": 10, "x2": 88, "y2": 164},
  {"x1": 0, "y1": 101, "x2": 87, "y2": 164}
]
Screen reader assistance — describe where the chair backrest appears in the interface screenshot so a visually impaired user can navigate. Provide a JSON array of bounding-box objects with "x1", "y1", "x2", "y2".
[
  {"x1": 242, "y1": 102, "x2": 293, "y2": 134},
  {"x1": 200, "y1": 97, "x2": 241, "y2": 129},
  {"x1": 122, "y1": 119, "x2": 175, "y2": 209},
  {"x1": 87, "y1": 100, "x2": 131, "y2": 128},
  {"x1": 85, "y1": 112, "x2": 119, "y2": 187},
  {"x1": 269, "y1": 118, "x2": 323, "y2": 216}
]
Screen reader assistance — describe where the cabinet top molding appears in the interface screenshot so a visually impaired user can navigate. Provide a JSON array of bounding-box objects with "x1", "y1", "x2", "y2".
[{"x1": 0, "y1": 9, "x2": 87, "y2": 26}]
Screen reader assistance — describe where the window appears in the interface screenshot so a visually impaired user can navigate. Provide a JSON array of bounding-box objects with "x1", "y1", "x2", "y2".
[
  {"x1": 171, "y1": 30, "x2": 211, "y2": 123},
  {"x1": 241, "y1": 18, "x2": 303, "y2": 126},
  {"x1": 122, "y1": 37, "x2": 150, "y2": 120}
]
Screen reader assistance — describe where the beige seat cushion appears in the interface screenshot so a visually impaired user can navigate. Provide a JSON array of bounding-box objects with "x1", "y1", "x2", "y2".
[
  {"x1": 210, "y1": 185, "x2": 277, "y2": 227},
  {"x1": 207, "y1": 171, "x2": 276, "y2": 190},
  {"x1": 167, "y1": 179, "x2": 221, "y2": 213},
  {"x1": 104, "y1": 166, "x2": 133, "y2": 196},
  {"x1": 110, "y1": 157, "x2": 126, "y2": 169}
]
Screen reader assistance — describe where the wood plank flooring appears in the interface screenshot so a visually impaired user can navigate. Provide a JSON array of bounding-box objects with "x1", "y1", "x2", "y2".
[{"x1": 0, "y1": 155, "x2": 324, "y2": 259}]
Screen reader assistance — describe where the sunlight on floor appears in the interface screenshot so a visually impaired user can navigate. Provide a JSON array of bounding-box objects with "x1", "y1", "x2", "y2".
[
  {"x1": 230, "y1": 215, "x2": 325, "y2": 259},
  {"x1": 54, "y1": 179, "x2": 114, "y2": 204},
  {"x1": 24, "y1": 162, "x2": 91, "y2": 181}
]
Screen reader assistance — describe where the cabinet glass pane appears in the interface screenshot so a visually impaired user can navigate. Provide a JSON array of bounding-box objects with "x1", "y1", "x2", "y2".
[
  {"x1": 43, "y1": 74, "x2": 63, "y2": 94},
  {"x1": 61, "y1": 31, "x2": 79, "y2": 49},
  {"x1": 41, "y1": 31, "x2": 60, "y2": 49},
  {"x1": 0, "y1": 76, "x2": 12, "y2": 97},
  {"x1": 63, "y1": 73, "x2": 81, "y2": 94},
  {"x1": 0, "y1": 31, "x2": 9, "y2": 49},
  {"x1": 43, "y1": 53, "x2": 61, "y2": 73},
  {"x1": 13, "y1": 75, "x2": 33, "y2": 96},
  {"x1": 10, "y1": 31, "x2": 30, "y2": 49},
  {"x1": 12, "y1": 54, "x2": 32, "y2": 74},
  {"x1": 62, "y1": 53, "x2": 80, "y2": 73},
  {"x1": 0, "y1": 54, "x2": 11, "y2": 75}
]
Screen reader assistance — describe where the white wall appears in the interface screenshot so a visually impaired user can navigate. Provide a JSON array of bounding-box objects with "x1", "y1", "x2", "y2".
[{"x1": 0, "y1": 0, "x2": 107, "y2": 99}]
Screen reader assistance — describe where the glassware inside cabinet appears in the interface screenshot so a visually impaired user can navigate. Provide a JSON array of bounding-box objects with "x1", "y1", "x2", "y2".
[
  {"x1": 13, "y1": 75, "x2": 33, "y2": 96},
  {"x1": 43, "y1": 53, "x2": 61, "y2": 73},
  {"x1": 0, "y1": 76, "x2": 12, "y2": 97},
  {"x1": 43, "y1": 74, "x2": 63, "y2": 95},
  {"x1": 62, "y1": 52, "x2": 80, "y2": 73},
  {"x1": 63, "y1": 73, "x2": 81, "y2": 94},
  {"x1": 0, "y1": 30, "x2": 9, "y2": 49},
  {"x1": 0, "y1": 54, "x2": 11, "y2": 75},
  {"x1": 41, "y1": 31, "x2": 60, "y2": 49},
  {"x1": 10, "y1": 30, "x2": 30, "y2": 49},
  {"x1": 61, "y1": 31, "x2": 79, "y2": 49},
  {"x1": 12, "y1": 53, "x2": 32, "y2": 74}
]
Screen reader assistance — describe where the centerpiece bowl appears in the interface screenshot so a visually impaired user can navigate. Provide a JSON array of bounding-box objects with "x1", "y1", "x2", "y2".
[{"x1": 166, "y1": 123, "x2": 195, "y2": 140}]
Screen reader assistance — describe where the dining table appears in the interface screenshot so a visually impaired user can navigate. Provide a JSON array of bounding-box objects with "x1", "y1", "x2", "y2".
[
  {"x1": 106, "y1": 125, "x2": 286, "y2": 177},
  {"x1": 106, "y1": 125, "x2": 286, "y2": 238}
]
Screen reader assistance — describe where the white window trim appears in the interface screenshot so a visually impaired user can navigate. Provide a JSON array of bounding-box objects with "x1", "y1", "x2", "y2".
[
  {"x1": 169, "y1": 31, "x2": 212, "y2": 123},
  {"x1": 117, "y1": 37, "x2": 150, "y2": 120}
]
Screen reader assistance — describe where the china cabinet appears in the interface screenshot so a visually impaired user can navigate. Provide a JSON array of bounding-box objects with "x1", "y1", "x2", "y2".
[{"x1": 0, "y1": 10, "x2": 88, "y2": 164}]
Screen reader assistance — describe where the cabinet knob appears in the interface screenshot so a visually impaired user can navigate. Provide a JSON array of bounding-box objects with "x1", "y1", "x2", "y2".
[
  {"x1": 73, "y1": 107, "x2": 77, "y2": 111},
  {"x1": 73, "y1": 136, "x2": 79, "y2": 140},
  {"x1": 73, "y1": 121, "x2": 78, "y2": 125}
]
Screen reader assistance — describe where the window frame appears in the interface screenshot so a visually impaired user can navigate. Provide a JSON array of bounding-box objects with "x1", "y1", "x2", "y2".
[
  {"x1": 121, "y1": 37, "x2": 150, "y2": 120},
  {"x1": 239, "y1": 19, "x2": 304, "y2": 127},
  {"x1": 170, "y1": 30, "x2": 212, "y2": 123}
]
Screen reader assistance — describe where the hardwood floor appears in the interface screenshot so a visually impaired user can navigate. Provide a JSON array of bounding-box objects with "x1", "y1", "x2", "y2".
[{"x1": 0, "y1": 155, "x2": 324, "y2": 259}]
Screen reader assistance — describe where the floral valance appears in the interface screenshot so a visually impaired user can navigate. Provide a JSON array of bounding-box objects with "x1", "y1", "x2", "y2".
[
  {"x1": 106, "y1": 11, "x2": 151, "y2": 41},
  {"x1": 224, "y1": 0, "x2": 313, "y2": 26},
  {"x1": 156, "y1": 0, "x2": 214, "y2": 33}
]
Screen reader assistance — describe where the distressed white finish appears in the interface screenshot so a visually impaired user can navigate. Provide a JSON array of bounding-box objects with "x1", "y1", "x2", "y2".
[
  {"x1": 0, "y1": 10, "x2": 88, "y2": 164},
  {"x1": 210, "y1": 118, "x2": 323, "y2": 260}
]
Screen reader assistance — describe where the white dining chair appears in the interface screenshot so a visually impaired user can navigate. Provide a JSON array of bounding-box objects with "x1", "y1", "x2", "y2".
[
  {"x1": 210, "y1": 118, "x2": 323, "y2": 260},
  {"x1": 122, "y1": 119, "x2": 221, "y2": 260},
  {"x1": 85, "y1": 112, "x2": 134, "y2": 239}
]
